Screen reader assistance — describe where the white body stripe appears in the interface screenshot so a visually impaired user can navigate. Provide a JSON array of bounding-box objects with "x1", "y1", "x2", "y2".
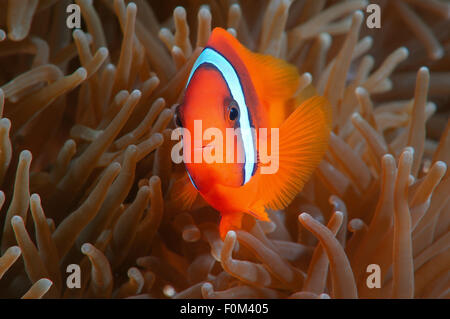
[{"x1": 186, "y1": 47, "x2": 255, "y2": 184}]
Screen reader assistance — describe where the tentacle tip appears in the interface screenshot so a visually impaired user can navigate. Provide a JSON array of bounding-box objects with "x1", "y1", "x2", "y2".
[
  {"x1": 382, "y1": 153, "x2": 395, "y2": 162},
  {"x1": 227, "y1": 28, "x2": 237, "y2": 37},
  {"x1": 8, "y1": 30, "x2": 25, "y2": 42},
  {"x1": 76, "y1": 67, "x2": 88, "y2": 79},
  {"x1": 403, "y1": 146, "x2": 415, "y2": 157},
  {"x1": 353, "y1": 10, "x2": 364, "y2": 21},
  {"x1": 111, "y1": 161, "x2": 122, "y2": 171},
  {"x1": 130, "y1": 89, "x2": 142, "y2": 98},
  {"x1": 225, "y1": 230, "x2": 236, "y2": 241},
  {"x1": 302, "y1": 72, "x2": 312, "y2": 82},
  {"x1": 408, "y1": 174, "x2": 415, "y2": 186},
  {"x1": 230, "y1": 3, "x2": 240, "y2": 11},
  {"x1": 39, "y1": 278, "x2": 53, "y2": 288},
  {"x1": 72, "y1": 28, "x2": 83, "y2": 38},
  {"x1": 355, "y1": 86, "x2": 367, "y2": 96},
  {"x1": 149, "y1": 175, "x2": 162, "y2": 186},
  {"x1": 199, "y1": 6, "x2": 212, "y2": 17},
  {"x1": 334, "y1": 210, "x2": 344, "y2": 219},
  {"x1": 11, "y1": 215, "x2": 24, "y2": 226},
  {"x1": 150, "y1": 74, "x2": 160, "y2": 82},
  {"x1": 202, "y1": 282, "x2": 213, "y2": 290},
  {"x1": 0, "y1": 117, "x2": 11, "y2": 129},
  {"x1": 127, "y1": 2, "x2": 137, "y2": 11},
  {"x1": 153, "y1": 132, "x2": 164, "y2": 144},
  {"x1": 156, "y1": 97, "x2": 166, "y2": 105},
  {"x1": 182, "y1": 228, "x2": 201, "y2": 242},
  {"x1": 349, "y1": 218, "x2": 364, "y2": 231},
  {"x1": 139, "y1": 185, "x2": 151, "y2": 195},
  {"x1": 351, "y1": 112, "x2": 362, "y2": 122},
  {"x1": 159, "y1": 27, "x2": 170, "y2": 36},
  {"x1": 434, "y1": 161, "x2": 447, "y2": 173},
  {"x1": 298, "y1": 212, "x2": 310, "y2": 221},
  {"x1": 201, "y1": 282, "x2": 213, "y2": 297},
  {"x1": 8, "y1": 245, "x2": 21, "y2": 256},
  {"x1": 127, "y1": 143, "x2": 138, "y2": 152},
  {"x1": 172, "y1": 45, "x2": 182, "y2": 54},
  {"x1": 20, "y1": 150, "x2": 32, "y2": 161},
  {"x1": 81, "y1": 243, "x2": 93, "y2": 254},
  {"x1": 418, "y1": 66, "x2": 430, "y2": 78},
  {"x1": 362, "y1": 35, "x2": 374, "y2": 46},
  {"x1": 398, "y1": 47, "x2": 409, "y2": 58},
  {"x1": 174, "y1": 6, "x2": 187, "y2": 17},
  {"x1": 30, "y1": 193, "x2": 41, "y2": 202},
  {"x1": 98, "y1": 47, "x2": 109, "y2": 56},
  {"x1": 318, "y1": 32, "x2": 332, "y2": 47}
]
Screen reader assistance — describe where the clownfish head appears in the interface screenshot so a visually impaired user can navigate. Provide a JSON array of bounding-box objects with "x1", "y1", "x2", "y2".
[{"x1": 175, "y1": 48, "x2": 257, "y2": 192}]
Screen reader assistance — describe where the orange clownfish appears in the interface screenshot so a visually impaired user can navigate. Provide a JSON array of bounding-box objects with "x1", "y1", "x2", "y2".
[{"x1": 173, "y1": 27, "x2": 332, "y2": 238}]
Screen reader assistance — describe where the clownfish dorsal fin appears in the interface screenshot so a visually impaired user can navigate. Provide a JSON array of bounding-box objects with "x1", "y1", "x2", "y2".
[
  {"x1": 251, "y1": 95, "x2": 332, "y2": 211},
  {"x1": 208, "y1": 28, "x2": 300, "y2": 104},
  {"x1": 242, "y1": 50, "x2": 300, "y2": 102}
]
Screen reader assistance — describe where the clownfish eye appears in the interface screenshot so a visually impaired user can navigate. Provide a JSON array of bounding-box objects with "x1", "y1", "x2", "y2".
[
  {"x1": 229, "y1": 106, "x2": 239, "y2": 121},
  {"x1": 224, "y1": 98, "x2": 239, "y2": 123}
]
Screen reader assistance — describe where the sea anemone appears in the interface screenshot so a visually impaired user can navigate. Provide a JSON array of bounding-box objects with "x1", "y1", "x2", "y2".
[{"x1": 0, "y1": 0, "x2": 448, "y2": 299}]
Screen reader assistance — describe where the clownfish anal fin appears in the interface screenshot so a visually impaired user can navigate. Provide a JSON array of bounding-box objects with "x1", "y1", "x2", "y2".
[{"x1": 256, "y1": 95, "x2": 332, "y2": 210}]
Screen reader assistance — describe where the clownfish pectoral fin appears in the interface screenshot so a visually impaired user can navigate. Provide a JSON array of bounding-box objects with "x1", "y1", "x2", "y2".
[
  {"x1": 169, "y1": 172, "x2": 199, "y2": 211},
  {"x1": 256, "y1": 95, "x2": 332, "y2": 211},
  {"x1": 219, "y1": 212, "x2": 244, "y2": 239}
]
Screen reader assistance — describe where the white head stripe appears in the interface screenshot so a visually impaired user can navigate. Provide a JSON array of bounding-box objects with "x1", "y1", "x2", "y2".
[{"x1": 186, "y1": 47, "x2": 255, "y2": 184}]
